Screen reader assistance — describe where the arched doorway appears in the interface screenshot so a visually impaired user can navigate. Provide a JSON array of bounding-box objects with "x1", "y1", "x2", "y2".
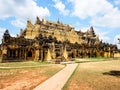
[
  {"x1": 27, "y1": 51, "x2": 32, "y2": 57},
  {"x1": 27, "y1": 48, "x2": 35, "y2": 60}
]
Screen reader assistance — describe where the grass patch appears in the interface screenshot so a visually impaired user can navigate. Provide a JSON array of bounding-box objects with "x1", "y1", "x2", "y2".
[
  {"x1": 63, "y1": 60, "x2": 120, "y2": 90},
  {"x1": 0, "y1": 61, "x2": 51, "y2": 70},
  {"x1": 75, "y1": 57, "x2": 119, "y2": 63}
]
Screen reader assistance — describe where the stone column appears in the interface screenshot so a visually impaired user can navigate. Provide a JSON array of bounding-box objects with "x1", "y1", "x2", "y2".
[
  {"x1": 63, "y1": 47, "x2": 68, "y2": 61},
  {"x1": 16, "y1": 49, "x2": 18, "y2": 57},
  {"x1": 21, "y1": 50, "x2": 23, "y2": 58},
  {"x1": 19, "y1": 50, "x2": 21, "y2": 57},
  {"x1": 8, "y1": 50, "x2": 10, "y2": 57},
  {"x1": 41, "y1": 48, "x2": 44, "y2": 61},
  {"x1": 46, "y1": 49, "x2": 51, "y2": 62},
  {"x1": 1, "y1": 46, "x2": 8, "y2": 62},
  {"x1": 24, "y1": 49, "x2": 27, "y2": 60},
  {"x1": 35, "y1": 49, "x2": 40, "y2": 61},
  {"x1": 11, "y1": 50, "x2": 14, "y2": 57}
]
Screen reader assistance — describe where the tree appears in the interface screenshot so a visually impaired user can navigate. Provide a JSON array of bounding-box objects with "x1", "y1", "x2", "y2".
[{"x1": 118, "y1": 38, "x2": 120, "y2": 44}]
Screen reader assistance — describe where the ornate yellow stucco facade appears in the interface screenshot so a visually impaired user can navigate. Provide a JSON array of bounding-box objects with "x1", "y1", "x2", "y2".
[
  {"x1": 0, "y1": 17, "x2": 119, "y2": 62},
  {"x1": 25, "y1": 17, "x2": 81, "y2": 44}
]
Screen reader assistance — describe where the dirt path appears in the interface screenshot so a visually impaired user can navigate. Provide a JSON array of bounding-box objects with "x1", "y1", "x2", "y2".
[{"x1": 33, "y1": 63, "x2": 78, "y2": 90}]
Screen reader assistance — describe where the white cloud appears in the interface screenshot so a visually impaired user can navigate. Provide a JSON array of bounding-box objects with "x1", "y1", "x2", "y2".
[
  {"x1": 91, "y1": 8, "x2": 120, "y2": 28},
  {"x1": 80, "y1": 27, "x2": 89, "y2": 32},
  {"x1": 68, "y1": 0, "x2": 120, "y2": 28},
  {"x1": 97, "y1": 32, "x2": 110, "y2": 43},
  {"x1": 68, "y1": 0, "x2": 106, "y2": 19},
  {"x1": 0, "y1": 27, "x2": 6, "y2": 34},
  {"x1": 0, "y1": 0, "x2": 50, "y2": 27},
  {"x1": 53, "y1": 0, "x2": 70, "y2": 16},
  {"x1": 11, "y1": 19, "x2": 26, "y2": 28}
]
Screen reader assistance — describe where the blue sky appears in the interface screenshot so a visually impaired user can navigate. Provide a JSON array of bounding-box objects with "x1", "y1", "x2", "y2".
[{"x1": 0, "y1": 0, "x2": 120, "y2": 48}]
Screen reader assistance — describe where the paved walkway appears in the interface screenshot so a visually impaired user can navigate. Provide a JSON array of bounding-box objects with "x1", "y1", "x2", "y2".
[{"x1": 33, "y1": 63, "x2": 78, "y2": 90}]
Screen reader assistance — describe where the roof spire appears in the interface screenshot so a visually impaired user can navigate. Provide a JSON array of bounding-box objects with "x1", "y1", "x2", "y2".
[
  {"x1": 57, "y1": 18, "x2": 60, "y2": 23},
  {"x1": 27, "y1": 18, "x2": 33, "y2": 28},
  {"x1": 89, "y1": 26, "x2": 95, "y2": 37},
  {"x1": 35, "y1": 16, "x2": 41, "y2": 24}
]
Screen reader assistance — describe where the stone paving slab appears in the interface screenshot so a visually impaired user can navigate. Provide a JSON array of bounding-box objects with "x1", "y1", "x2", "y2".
[{"x1": 33, "y1": 63, "x2": 78, "y2": 90}]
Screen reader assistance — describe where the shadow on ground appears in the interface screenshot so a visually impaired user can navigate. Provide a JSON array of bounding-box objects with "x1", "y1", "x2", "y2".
[{"x1": 103, "y1": 70, "x2": 120, "y2": 77}]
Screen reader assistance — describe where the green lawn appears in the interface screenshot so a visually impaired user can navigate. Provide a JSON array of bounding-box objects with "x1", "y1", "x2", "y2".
[
  {"x1": 0, "y1": 61, "x2": 51, "y2": 69},
  {"x1": 63, "y1": 60, "x2": 120, "y2": 90},
  {"x1": 75, "y1": 57, "x2": 120, "y2": 63}
]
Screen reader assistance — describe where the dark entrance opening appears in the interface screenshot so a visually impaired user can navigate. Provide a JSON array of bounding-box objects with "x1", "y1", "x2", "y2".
[
  {"x1": 27, "y1": 51, "x2": 32, "y2": 57},
  {"x1": 71, "y1": 53, "x2": 74, "y2": 58}
]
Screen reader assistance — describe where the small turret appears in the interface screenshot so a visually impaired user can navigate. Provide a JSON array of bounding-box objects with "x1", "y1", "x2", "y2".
[
  {"x1": 35, "y1": 16, "x2": 41, "y2": 24},
  {"x1": 26, "y1": 19, "x2": 34, "y2": 29},
  {"x1": 89, "y1": 26, "x2": 96, "y2": 37},
  {"x1": 2, "y1": 29, "x2": 11, "y2": 43},
  {"x1": 19, "y1": 29, "x2": 25, "y2": 37},
  {"x1": 57, "y1": 18, "x2": 60, "y2": 24}
]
